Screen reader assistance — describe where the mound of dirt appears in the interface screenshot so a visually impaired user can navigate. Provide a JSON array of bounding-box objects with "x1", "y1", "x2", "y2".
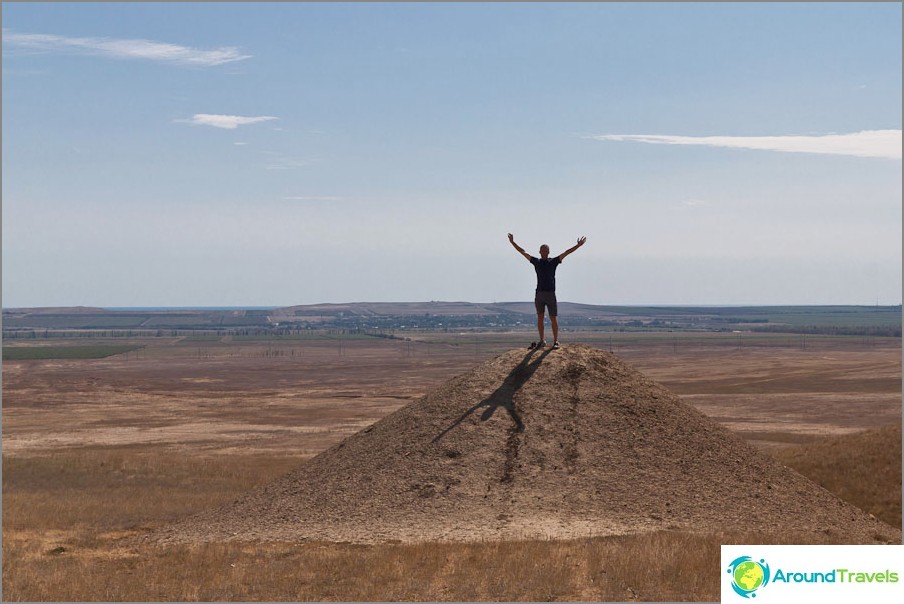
[{"x1": 153, "y1": 345, "x2": 899, "y2": 544}]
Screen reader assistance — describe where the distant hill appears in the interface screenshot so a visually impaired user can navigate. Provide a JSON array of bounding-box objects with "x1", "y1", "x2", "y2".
[
  {"x1": 275, "y1": 301, "x2": 512, "y2": 317},
  {"x1": 268, "y1": 302, "x2": 903, "y2": 334},
  {"x1": 3, "y1": 306, "x2": 108, "y2": 315},
  {"x1": 272, "y1": 300, "x2": 638, "y2": 320},
  {"x1": 3, "y1": 302, "x2": 900, "y2": 335}
]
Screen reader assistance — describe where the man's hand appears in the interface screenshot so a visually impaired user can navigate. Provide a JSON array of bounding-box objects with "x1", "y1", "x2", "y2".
[
  {"x1": 558, "y1": 236, "x2": 587, "y2": 261},
  {"x1": 508, "y1": 233, "x2": 531, "y2": 260}
]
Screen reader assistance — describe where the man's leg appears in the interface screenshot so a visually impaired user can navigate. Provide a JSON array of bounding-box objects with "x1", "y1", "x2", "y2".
[
  {"x1": 551, "y1": 316, "x2": 559, "y2": 343},
  {"x1": 534, "y1": 294, "x2": 547, "y2": 344}
]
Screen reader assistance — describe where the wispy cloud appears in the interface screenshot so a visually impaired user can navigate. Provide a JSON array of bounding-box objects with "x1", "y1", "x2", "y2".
[
  {"x1": 589, "y1": 129, "x2": 902, "y2": 160},
  {"x1": 2, "y1": 29, "x2": 251, "y2": 66},
  {"x1": 184, "y1": 114, "x2": 278, "y2": 129},
  {"x1": 283, "y1": 196, "x2": 344, "y2": 202}
]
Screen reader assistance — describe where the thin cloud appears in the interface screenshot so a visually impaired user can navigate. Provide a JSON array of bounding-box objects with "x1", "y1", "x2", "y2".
[
  {"x1": 2, "y1": 29, "x2": 251, "y2": 66},
  {"x1": 185, "y1": 114, "x2": 278, "y2": 129},
  {"x1": 682, "y1": 199, "x2": 709, "y2": 207},
  {"x1": 283, "y1": 196, "x2": 344, "y2": 202},
  {"x1": 589, "y1": 129, "x2": 902, "y2": 160}
]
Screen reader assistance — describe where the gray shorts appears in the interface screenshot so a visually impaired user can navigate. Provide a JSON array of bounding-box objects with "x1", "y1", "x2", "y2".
[{"x1": 534, "y1": 290, "x2": 558, "y2": 317}]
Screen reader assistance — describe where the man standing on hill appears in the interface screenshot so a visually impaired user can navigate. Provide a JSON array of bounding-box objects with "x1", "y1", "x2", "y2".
[{"x1": 507, "y1": 233, "x2": 586, "y2": 350}]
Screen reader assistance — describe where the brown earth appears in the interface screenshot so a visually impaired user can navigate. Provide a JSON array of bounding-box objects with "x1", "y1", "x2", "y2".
[
  {"x1": 774, "y1": 424, "x2": 902, "y2": 528},
  {"x1": 3, "y1": 334, "x2": 899, "y2": 459},
  {"x1": 3, "y1": 334, "x2": 900, "y2": 601},
  {"x1": 0, "y1": 337, "x2": 482, "y2": 458},
  {"x1": 625, "y1": 343, "x2": 902, "y2": 450},
  {"x1": 150, "y1": 344, "x2": 899, "y2": 545}
]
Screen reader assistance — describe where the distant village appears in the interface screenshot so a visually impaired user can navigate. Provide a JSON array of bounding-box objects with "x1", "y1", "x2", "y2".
[{"x1": 2, "y1": 304, "x2": 901, "y2": 339}]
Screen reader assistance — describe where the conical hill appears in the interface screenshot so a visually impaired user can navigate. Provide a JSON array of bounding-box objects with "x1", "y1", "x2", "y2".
[{"x1": 156, "y1": 345, "x2": 899, "y2": 544}]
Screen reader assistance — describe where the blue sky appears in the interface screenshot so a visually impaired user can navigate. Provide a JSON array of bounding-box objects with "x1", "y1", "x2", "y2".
[{"x1": 2, "y1": 2, "x2": 901, "y2": 307}]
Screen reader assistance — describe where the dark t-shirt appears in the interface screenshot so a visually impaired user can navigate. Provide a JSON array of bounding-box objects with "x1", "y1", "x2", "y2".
[{"x1": 529, "y1": 256, "x2": 562, "y2": 292}]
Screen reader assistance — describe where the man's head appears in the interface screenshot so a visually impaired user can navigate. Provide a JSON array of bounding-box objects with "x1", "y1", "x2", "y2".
[{"x1": 539, "y1": 244, "x2": 550, "y2": 259}]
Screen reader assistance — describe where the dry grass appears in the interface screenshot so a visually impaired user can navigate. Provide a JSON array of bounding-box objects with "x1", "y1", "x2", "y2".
[
  {"x1": 773, "y1": 423, "x2": 901, "y2": 529},
  {"x1": 3, "y1": 444, "x2": 892, "y2": 602},
  {"x1": 2, "y1": 447, "x2": 305, "y2": 532},
  {"x1": 3, "y1": 338, "x2": 899, "y2": 600},
  {"x1": 2, "y1": 527, "x2": 843, "y2": 602}
]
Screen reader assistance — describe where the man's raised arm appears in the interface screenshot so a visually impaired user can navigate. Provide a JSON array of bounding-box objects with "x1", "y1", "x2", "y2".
[
  {"x1": 508, "y1": 233, "x2": 532, "y2": 261},
  {"x1": 558, "y1": 236, "x2": 587, "y2": 261}
]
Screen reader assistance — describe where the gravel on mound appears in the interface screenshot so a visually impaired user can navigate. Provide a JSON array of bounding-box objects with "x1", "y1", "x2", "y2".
[{"x1": 150, "y1": 345, "x2": 901, "y2": 545}]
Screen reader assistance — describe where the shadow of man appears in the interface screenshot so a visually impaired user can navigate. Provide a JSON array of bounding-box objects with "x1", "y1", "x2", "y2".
[{"x1": 432, "y1": 347, "x2": 553, "y2": 443}]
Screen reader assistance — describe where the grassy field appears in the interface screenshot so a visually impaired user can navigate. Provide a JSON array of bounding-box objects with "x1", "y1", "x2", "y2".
[
  {"x1": 2, "y1": 446, "x2": 877, "y2": 602},
  {"x1": 177, "y1": 335, "x2": 224, "y2": 343},
  {"x1": 1, "y1": 344, "x2": 145, "y2": 360},
  {"x1": 599, "y1": 304, "x2": 901, "y2": 325},
  {"x1": 2, "y1": 334, "x2": 899, "y2": 601},
  {"x1": 774, "y1": 424, "x2": 901, "y2": 529},
  {"x1": 1, "y1": 315, "x2": 151, "y2": 329}
]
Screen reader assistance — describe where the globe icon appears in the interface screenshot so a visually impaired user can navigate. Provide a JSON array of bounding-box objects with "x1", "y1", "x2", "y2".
[{"x1": 733, "y1": 560, "x2": 765, "y2": 592}]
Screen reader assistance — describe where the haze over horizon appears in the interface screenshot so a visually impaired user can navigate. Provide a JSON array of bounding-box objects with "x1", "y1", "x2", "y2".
[
  {"x1": 3, "y1": 3, "x2": 901, "y2": 308},
  {"x1": 5, "y1": 300, "x2": 903, "y2": 314}
]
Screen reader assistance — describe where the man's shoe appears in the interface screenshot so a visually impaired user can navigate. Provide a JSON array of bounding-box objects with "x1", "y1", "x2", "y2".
[
  {"x1": 553, "y1": 341, "x2": 560, "y2": 349},
  {"x1": 537, "y1": 340, "x2": 547, "y2": 348},
  {"x1": 528, "y1": 342, "x2": 537, "y2": 350}
]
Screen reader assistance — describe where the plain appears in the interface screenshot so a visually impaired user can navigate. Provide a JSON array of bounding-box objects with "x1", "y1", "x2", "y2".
[{"x1": 2, "y1": 329, "x2": 901, "y2": 601}]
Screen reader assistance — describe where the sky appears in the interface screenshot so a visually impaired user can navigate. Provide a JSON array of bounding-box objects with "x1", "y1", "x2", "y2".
[{"x1": 2, "y1": 2, "x2": 901, "y2": 308}]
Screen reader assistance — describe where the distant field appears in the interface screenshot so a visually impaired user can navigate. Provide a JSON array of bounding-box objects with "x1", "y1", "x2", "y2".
[
  {"x1": 230, "y1": 334, "x2": 323, "y2": 341},
  {"x1": 1, "y1": 315, "x2": 150, "y2": 329},
  {"x1": 3, "y1": 303, "x2": 900, "y2": 335},
  {"x1": 140, "y1": 315, "x2": 221, "y2": 327},
  {"x1": 177, "y1": 335, "x2": 223, "y2": 343},
  {"x1": 595, "y1": 305, "x2": 902, "y2": 334},
  {"x1": 2, "y1": 345, "x2": 144, "y2": 360}
]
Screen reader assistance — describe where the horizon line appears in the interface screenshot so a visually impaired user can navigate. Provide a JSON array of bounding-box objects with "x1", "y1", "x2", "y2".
[{"x1": 3, "y1": 301, "x2": 902, "y2": 312}]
